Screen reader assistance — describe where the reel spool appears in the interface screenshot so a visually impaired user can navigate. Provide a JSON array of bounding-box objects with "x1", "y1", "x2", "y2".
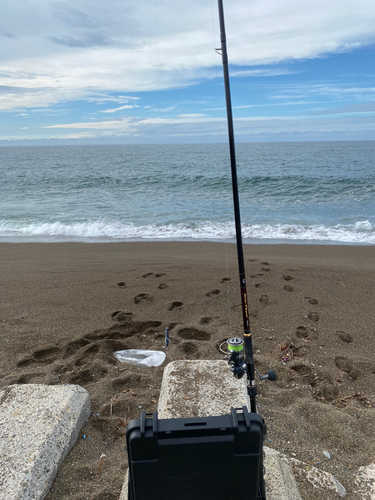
[
  {"x1": 227, "y1": 337, "x2": 245, "y2": 379},
  {"x1": 221, "y1": 337, "x2": 277, "y2": 383}
]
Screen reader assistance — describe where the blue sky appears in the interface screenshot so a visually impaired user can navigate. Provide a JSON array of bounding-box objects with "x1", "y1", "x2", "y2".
[{"x1": 1, "y1": 0, "x2": 375, "y2": 145}]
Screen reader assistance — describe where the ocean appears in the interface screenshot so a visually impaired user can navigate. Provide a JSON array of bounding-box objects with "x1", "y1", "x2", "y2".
[{"x1": 0, "y1": 141, "x2": 374, "y2": 244}]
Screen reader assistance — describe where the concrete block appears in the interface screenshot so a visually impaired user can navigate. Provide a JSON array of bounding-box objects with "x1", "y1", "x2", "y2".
[
  {"x1": 158, "y1": 359, "x2": 247, "y2": 418},
  {"x1": 354, "y1": 463, "x2": 375, "y2": 499},
  {"x1": 0, "y1": 384, "x2": 90, "y2": 500},
  {"x1": 121, "y1": 360, "x2": 301, "y2": 500}
]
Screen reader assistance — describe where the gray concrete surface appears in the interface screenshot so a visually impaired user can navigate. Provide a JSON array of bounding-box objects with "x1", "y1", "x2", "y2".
[
  {"x1": 121, "y1": 360, "x2": 353, "y2": 499},
  {"x1": 0, "y1": 384, "x2": 90, "y2": 500},
  {"x1": 158, "y1": 359, "x2": 249, "y2": 418},
  {"x1": 354, "y1": 463, "x2": 375, "y2": 499},
  {"x1": 121, "y1": 360, "x2": 302, "y2": 500}
]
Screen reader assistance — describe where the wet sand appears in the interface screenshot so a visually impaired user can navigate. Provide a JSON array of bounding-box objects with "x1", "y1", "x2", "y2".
[{"x1": 0, "y1": 242, "x2": 374, "y2": 499}]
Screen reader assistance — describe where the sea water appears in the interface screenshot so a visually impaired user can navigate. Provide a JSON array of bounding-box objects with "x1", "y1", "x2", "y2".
[{"x1": 0, "y1": 141, "x2": 374, "y2": 244}]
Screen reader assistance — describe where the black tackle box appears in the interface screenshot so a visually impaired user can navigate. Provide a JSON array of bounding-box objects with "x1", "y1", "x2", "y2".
[{"x1": 126, "y1": 406, "x2": 266, "y2": 500}]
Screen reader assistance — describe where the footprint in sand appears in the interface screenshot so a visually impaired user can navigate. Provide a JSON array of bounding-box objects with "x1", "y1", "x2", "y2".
[
  {"x1": 155, "y1": 273, "x2": 166, "y2": 278},
  {"x1": 206, "y1": 289, "x2": 221, "y2": 297},
  {"x1": 117, "y1": 282, "x2": 126, "y2": 287},
  {"x1": 221, "y1": 277, "x2": 231, "y2": 283},
  {"x1": 308, "y1": 311, "x2": 320, "y2": 321},
  {"x1": 111, "y1": 311, "x2": 133, "y2": 322},
  {"x1": 158, "y1": 283, "x2": 168, "y2": 289},
  {"x1": 284, "y1": 285, "x2": 293, "y2": 292},
  {"x1": 67, "y1": 368, "x2": 96, "y2": 385},
  {"x1": 262, "y1": 268, "x2": 270, "y2": 272},
  {"x1": 75, "y1": 344, "x2": 99, "y2": 367},
  {"x1": 34, "y1": 347, "x2": 60, "y2": 361},
  {"x1": 261, "y1": 261, "x2": 269, "y2": 266},
  {"x1": 63, "y1": 338, "x2": 91, "y2": 358},
  {"x1": 255, "y1": 282, "x2": 268, "y2": 288},
  {"x1": 111, "y1": 372, "x2": 148, "y2": 390},
  {"x1": 177, "y1": 342, "x2": 200, "y2": 359},
  {"x1": 178, "y1": 327, "x2": 211, "y2": 341},
  {"x1": 337, "y1": 331, "x2": 353, "y2": 343},
  {"x1": 335, "y1": 357, "x2": 359, "y2": 379},
  {"x1": 283, "y1": 274, "x2": 293, "y2": 281},
  {"x1": 248, "y1": 259, "x2": 258, "y2": 262},
  {"x1": 134, "y1": 293, "x2": 150, "y2": 304},
  {"x1": 291, "y1": 363, "x2": 317, "y2": 386},
  {"x1": 200, "y1": 316, "x2": 213, "y2": 325},
  {"x1": 259, "y1": 295, "x2": 269, "y2": 303},
  {"x1": 169, "y1": 301, "x2": 183, "y2": 310},
  {"x1": 251, "y1": 273, "x2": 264, "y2": 278},
  {"x1": 11, "y1": 372, "x2": 45, "y2": 384},
  {"x1": 15, "y1": 317, "x2": 169, "y2": 397},
  {"x1": 142, "y1": 273, "x2": 153, "y2": 278},
  {"x1": 315, "y1": 384, "x2": 340, "y2": 402},
  {"x1": 18, "y1": 346, "x2": 60, "y2": 367},
  {"x1": 296, "y1": 326, "x2": 309, "y2": 338},
  {"x1": 304, "y1": 297, "x2": 318, "y2": 305}
]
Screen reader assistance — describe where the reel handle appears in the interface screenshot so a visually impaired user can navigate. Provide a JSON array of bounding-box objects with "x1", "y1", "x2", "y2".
[
  {"x1": 227, "y1": 338, "x2": 277, "y2": 382},
  {"x1": 258, "y1": 369, "x2": 277, "y2": 381}
]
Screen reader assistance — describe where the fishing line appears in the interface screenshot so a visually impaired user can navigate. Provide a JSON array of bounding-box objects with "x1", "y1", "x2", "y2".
[
  {"x1": 223, "y1": 237, "x2": 233, "y2": 335},
  {"x1": 212, "y1": 0, "x2": 234, "y2": 336},
  {"x1": 154, "y1": 0, "x2": 161, "y2": 116},
  {"x1": 211, "y1": 0, "x2": 226, "y2": 141},
  {"x1": 211, "y1": 0, "x2": 218, "y2": 57}
]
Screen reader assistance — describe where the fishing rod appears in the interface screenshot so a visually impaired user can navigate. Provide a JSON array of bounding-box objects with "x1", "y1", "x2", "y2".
[{"x1": 216, "y1": 0, "x2": 276, "y2": 414}]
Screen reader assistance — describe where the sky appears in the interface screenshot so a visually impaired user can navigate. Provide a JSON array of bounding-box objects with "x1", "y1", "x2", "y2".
[{"x1": 1, "y1": 0, "x2": 375, "y2": 145}]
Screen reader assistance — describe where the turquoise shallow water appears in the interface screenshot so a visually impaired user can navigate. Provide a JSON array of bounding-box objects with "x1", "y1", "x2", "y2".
[{"x1": 0, "y1": 141, "x2": 374, "y2": 244}]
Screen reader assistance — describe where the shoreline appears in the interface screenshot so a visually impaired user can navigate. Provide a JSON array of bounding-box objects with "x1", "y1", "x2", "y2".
[
  {"x1": 1, "y1": 239, "x2": 374, "y2": 264},
  {"x1": 1, "y1": 241, "x2": 374, "y2": 499},
  {"x1": 1, "y1": 237, "x2": 374, "y2": 246}
]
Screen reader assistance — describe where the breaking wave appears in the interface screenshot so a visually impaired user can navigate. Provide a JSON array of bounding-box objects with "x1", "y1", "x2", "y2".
[{"x1": 0, "y1": 219, "x2": 374, "y2": 244}]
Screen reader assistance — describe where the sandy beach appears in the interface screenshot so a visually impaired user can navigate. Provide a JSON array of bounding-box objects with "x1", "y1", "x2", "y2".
[{"x1": 0, "y1": 241, "x2": 374, "y2": 500}]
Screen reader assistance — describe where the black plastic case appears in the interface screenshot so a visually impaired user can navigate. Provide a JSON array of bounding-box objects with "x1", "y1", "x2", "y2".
[{"x1": 126, "y1": 406, "x2": 266, "y2": 500}]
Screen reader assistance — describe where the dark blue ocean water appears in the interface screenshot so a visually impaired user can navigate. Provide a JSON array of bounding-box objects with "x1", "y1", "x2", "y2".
[{"x1": 0, "y1": 142, "x2": 374, "y2": 244}]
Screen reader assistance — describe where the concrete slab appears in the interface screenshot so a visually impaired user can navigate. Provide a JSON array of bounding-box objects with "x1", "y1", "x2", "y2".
[
  {"x1": 158, "y1": 359, "x2": 248, "y2": 418},
  {"x1": 354, "y1": 463, "x2": 375, "y2": 499},
  {"x1": 0, "y1": 384, "x2": 90, "y2": 500},
  {"x1": 157, "y1": 360, "x2": 302, "y2": 500},
  {"x1": 287, "y1": 454, "x2": 347, "y2": 498},
  {"x1": 155, "y1": 361, "x2": 350, "y2": 500},
  {"x1": 121, "y1": 360, "x2": 302, "y2": 500}
]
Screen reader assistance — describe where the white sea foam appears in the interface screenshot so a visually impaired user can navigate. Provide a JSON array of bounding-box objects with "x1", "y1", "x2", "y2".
[{"x1": 0, "y1": 219, "x2": 374, "y2": 244}]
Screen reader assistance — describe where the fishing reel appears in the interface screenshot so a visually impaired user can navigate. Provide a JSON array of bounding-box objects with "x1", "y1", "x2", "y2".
[
  {"x1": 225, "y1": 337, "x2": 246, "y2": 379},
  {"x1": 223, "y1": 337, "x2": 277, "y2": 382}
]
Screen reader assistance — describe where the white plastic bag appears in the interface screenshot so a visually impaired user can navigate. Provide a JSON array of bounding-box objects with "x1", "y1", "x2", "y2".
[{"x1": 113, "y1": 349, "x2": 166, "y2": 368}]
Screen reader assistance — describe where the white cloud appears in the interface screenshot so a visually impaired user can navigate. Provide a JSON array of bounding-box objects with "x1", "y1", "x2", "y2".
[
  {"x1": 156, "y1": 107, "x2": 176, "y2": 113},
  {"x1": 0, "y1": 0, "x2": 375, "y2": 112},
  {"x1": 52, "y1": 131, "x2": 108, "y2": 139},
  {"x1": 37, "y1": 107, "x2": 375, "y2": 142},
  {"x1": 3, "y1": 107, "x2": 374, "y2": 143},
  {"x1": 99, "y1": 104, "x2": 139, "y2": 113},
  {"x1": 207, "y1": 100, "x2": 323, "y2": 111},
  {"x1": 230, "y1": 68, "x2": 300, "y2": 78},
  {"x1": 44, "y1": 118, "x2": 131, "y2": 130},
  {"x1": 269, "y1": 84, "x2": 375, "y2": 101},
  {"x1": 178, "y1": 113, "x2": 207, "y2": 118},
  {"x1": 88, "y1": 95, "x2": 140, "y2": 104},
  {"x1": 311, "y1": 102, "x2": 375, "y2": 115}
]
